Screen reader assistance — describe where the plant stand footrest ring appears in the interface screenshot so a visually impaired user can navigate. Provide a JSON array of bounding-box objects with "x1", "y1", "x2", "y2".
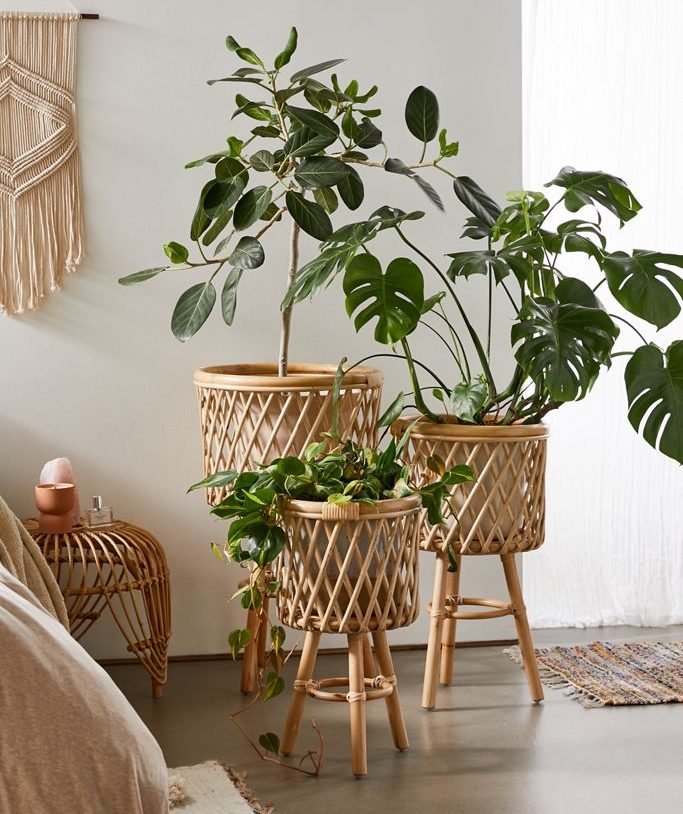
[
  {"x1": 427, "y1": 595, "x2": 514, "y2": 621},
  {"x1": 294, "y1": 675, "x2": 396, "y2": 703}
]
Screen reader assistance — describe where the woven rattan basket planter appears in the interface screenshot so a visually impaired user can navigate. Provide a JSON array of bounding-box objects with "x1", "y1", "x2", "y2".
[
  {"x1": 276, "y1": 495, "x2": 421, "y2": 635},
  {"x1": 194, "y1": 363, "x2": 383, "y2": 505},
  {"x1": 393, "y1": 417, "x2": 548, "y2": 556}
]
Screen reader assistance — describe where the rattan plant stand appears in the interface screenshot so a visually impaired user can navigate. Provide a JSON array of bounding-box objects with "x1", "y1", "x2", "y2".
[
  {"x1": 393, "y1": 419, "x2": 548, "y2": 710},
  {"x1": 26, "y1": 519, "x2": 171, "y2": 697},
  {"x1": 194, "y1": 363, "x2": 383, "y2": 506},
  {"x1": 276, "y1": 496, "x2": 421, "y2": 778}
]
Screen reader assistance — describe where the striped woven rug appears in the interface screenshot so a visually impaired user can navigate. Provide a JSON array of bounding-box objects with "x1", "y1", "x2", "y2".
[{"x1": 506, "y1": 641, "x2": 683, "y2": 707}]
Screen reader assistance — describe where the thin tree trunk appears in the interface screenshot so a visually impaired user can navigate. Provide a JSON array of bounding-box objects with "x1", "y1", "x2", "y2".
[{"x1": 278, "y1": 219, "x2": 300, "y2": 377}]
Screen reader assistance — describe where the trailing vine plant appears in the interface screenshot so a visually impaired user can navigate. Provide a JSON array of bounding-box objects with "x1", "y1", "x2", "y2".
[
  {"x1": 189, "y1": 428, "x2": 473, "y2": 771},
  {"x1": 119, "y1": 27, "x2": 458, "y2": 376}
]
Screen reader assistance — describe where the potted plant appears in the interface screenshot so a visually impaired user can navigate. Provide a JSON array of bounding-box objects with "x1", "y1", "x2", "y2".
[
  {"x1": 285, "y1": 167, "x2": 683, "y2": 542},
  {"x1": 287, "y1": 166, "x2": 682, "y2": 708},
  {"x1": 119, "y1": 28, "x2": 459, "y2": 502},
  {"x1": 189, "y1": 430, "x2": 473, "y2": 773}
]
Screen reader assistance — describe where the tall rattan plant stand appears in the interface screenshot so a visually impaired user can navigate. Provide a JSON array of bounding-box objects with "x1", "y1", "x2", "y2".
[
  {"x1": 276, "y1": 496, "x2": 421, "y2": 778},
  {"x1": 194, "y1": 364, "x2": 383, "y2": 505},
  {"x1": 26, "y1": 519, "x2": 171, "y2": 697},
  {"x1": 393, "y1": 419, "x2": 548, "y2": 710}
]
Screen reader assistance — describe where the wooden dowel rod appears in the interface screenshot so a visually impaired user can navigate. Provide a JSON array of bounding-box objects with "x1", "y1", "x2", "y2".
[{"x1": 80, "y1": 13, "x2": 100, "y2": 20}]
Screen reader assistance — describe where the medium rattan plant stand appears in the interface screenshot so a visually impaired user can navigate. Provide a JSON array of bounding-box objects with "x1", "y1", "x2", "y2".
[
  {"x1": 276, "y1": 496, "x2": 421, "y2": 778},
  {"x1": 393, "y1": 419, "x2": 548, "y2": 710},
  {"x1": 26, "y1": 519, "x2": 171, "y2": 697}
]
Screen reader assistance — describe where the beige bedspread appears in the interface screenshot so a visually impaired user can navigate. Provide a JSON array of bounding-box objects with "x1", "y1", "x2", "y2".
[
  {"x1": 0, "y1": 565, "x2": 168, "y2": 813},
  {"x1": 0, "y1": 493, "x2": 68, "y2": 627}
]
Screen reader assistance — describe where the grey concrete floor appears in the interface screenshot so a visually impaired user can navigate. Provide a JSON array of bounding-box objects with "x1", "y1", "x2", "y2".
[{"x1": 108, "y1": 625, "x2": 683, "y2": 814}]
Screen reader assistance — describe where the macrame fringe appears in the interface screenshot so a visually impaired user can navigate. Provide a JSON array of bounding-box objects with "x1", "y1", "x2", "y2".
[
  {"x1": 504, "y1": 646, "x2": 606, "y2": 708},
  {"x1": 0, "y1": 12, "x2": 83, "y2": 315}
]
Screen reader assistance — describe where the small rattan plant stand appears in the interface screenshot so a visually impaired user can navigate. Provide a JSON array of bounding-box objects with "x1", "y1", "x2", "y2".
[
  {"x1": 393, "y1": 418, "x2": 548, "y2": 710},
  {"x1": 26, "y1": 519, "x2": 171, "y2": 697},
  {"x1": 276, "y1": 495, "x2": 421, "y2": 778}
]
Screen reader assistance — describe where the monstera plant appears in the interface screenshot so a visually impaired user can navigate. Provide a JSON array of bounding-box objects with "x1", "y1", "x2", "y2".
[{"x1": 291, "y1": 168, "x2": 683, "y2": 463}]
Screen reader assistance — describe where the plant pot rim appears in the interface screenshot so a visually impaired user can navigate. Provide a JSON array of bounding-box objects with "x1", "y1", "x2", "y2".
[
  {"x1": 392, "y1": 414, "x2": 548, "y2": 441},
  {"x1": 284, "y1": 493, "x2": 421, "y2": 519},
  {"x1": 194, "y1": 362, "x2": 383, "y2": 391}
]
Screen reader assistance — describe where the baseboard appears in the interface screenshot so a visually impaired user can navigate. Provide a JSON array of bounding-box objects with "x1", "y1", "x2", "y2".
[{"x1": 98, "y1": 638, "x2": 518, "y2": 667}]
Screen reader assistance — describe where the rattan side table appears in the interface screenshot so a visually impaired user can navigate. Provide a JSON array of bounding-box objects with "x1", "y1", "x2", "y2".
[{"x1": 25, "y1": 519, "x2": 172, "y2": 697}]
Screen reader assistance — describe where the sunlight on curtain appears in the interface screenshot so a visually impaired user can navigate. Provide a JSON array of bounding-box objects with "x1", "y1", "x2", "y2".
[{"x1": 522, "y1": 0, "x2": 683, "y2": 627}]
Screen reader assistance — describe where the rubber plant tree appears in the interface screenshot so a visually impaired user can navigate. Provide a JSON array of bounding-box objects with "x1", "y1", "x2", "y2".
[
  {"x1": 118, "y1": 27, "x2": 458, "y2": 376},
  {"x1": 118, "y1": 28, "x2": 462, "y2": 490},
  {"x1": 290, "y1": 169, "x2": 683, "y2": 464}
]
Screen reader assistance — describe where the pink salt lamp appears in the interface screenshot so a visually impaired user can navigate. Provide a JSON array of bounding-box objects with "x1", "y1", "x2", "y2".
[
  {"x1": 39, "y1": 457, "x2": 81, "y2": 524},
  {"x1": 35, "y1": 483, "x2": 76, "y2": 533}
]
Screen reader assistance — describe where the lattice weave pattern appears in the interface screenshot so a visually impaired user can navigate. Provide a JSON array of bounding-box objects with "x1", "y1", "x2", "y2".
[
  {"x1": 276, "y1": 496, "x2": 421, "y2": 634},
  {"x1": 195, "y1": 365, "x2": 383, "y2": 505},
  {"x1": 27, "y1": 520, "x2": 171, "y2": 696},
  {"x1": 396, "y1": 422, "x2": 548, "y2": 556}
]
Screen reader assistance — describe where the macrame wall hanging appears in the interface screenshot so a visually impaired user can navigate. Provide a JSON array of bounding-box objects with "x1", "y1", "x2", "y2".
[{"x1": 0, "y1": 11, "x2": 83, "y2": 314}]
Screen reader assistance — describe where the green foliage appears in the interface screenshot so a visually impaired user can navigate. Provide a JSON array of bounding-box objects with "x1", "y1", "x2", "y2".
[
  {"x1": 546, "y1": 166, "x2": 641, "y2": 224},
  {"x1": 344, "y1": 253, "x2": 424, "y2": 344},
  {"x1": 285, "y1": 191, "x2": 332, "y2": 240},
  {"x1": 603, "y1": 251, "x2": 683, "y2": 329},
  {"x1": 447, "y1": 377, "x2": 489, "y2": 423},
  {"x1": 258, "y1": 732, "x2": 281, "y2": 755},
  {"x1": 335, "y1": 159, "x2": 683, "y2": 462},
  {"x1": 405, "y1": 86, "x2": 439, "y2": 144},
  {"x1": 192, "y1": 437, "x2": 474, "y2": 570},
  {"x1": 121, "y1": 28, "x2": 460, "y2": 352},
  {"x1": 624, "y1": 342, "x2": 683, "y2": 464},
  {"x1": 118, "y1": 267, "x2": 166, "y2": 286},
  {"x1": 171, "y1": 282, "x2": 217, "y2": 342},
  {"x1": 512, "y1": 279, "x2": 619, "y2": 402},
  {"x1": 164, "y1": 241, "x2": 189, "y2": 264},
  {"x1": 228, "y1": 627, "x2": 252, "y2": 660}
]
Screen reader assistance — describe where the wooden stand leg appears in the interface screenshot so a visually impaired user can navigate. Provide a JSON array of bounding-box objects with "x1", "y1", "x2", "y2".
[
  {"x1": 372, "y1": 630, "x2": 408, "y2": 751},
  {"x1": 439, "y1": 555, "x2": 461, "y2": 686},
  {"x1": 422, "y1": 553, "x2": 448, "y2": 709},
  {"x1": 257, "y1": 596, "x2": 269, "y2": 673},
  {"x1": 240, "y1": 607, "x2": 260, "y2": 695},
  {"x1": 501, "y1": 554, "x2": 544, "y2": 703},
  {"x1": 348, "y1": 633, "x2": 367, "y2": 778},
  {"x1": 363, "y1": 634, "x2": 376, "y2": 679},
  {"x1": 280, "y1": 631, "x2": 321, "y2": 755},
  {"x1": 152, "y1": 679, "x2": 164, "y2": 698}
]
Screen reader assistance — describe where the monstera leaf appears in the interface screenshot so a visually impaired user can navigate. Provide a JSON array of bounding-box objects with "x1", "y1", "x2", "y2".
[
  {"x1": 603, "y1": 250, "x2": 683, "y2": 329},
  {"x1": 343, "y1": 253, "x2": 424, "y2": 344},
  {"x1": 624, "y1": 341, "x2": 683, "y2": 464},
  {"x1": 512, "y1": 279, "x2": 619, "y2": 402},
  {"x1": 449, "y1": 378, "x2": 489, "y2": 422},
  {"x1": 546, "y1": 167, "x2": 641, "y2": 224}
]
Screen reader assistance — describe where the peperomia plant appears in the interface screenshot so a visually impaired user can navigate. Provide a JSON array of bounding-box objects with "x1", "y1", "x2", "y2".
[
  {"x1": 289, "y1": 170, "x2": 683, "y2": 464},
  {"x1": 118, "y1": 27, "x2": 458, "y2": 376},
  {"x1": 189, "y1": 434, "x2": 473, "y2": 771}
]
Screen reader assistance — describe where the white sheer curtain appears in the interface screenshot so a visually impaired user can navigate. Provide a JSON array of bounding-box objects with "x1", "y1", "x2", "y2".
[{"x1": 522, "y1": 0, "x2": 683, "y2": 628}]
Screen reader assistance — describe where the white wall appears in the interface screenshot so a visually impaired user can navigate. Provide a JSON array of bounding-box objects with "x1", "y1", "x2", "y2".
[{"x1": 0, "y1": 0, "x2": 522, "y2": 657}]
